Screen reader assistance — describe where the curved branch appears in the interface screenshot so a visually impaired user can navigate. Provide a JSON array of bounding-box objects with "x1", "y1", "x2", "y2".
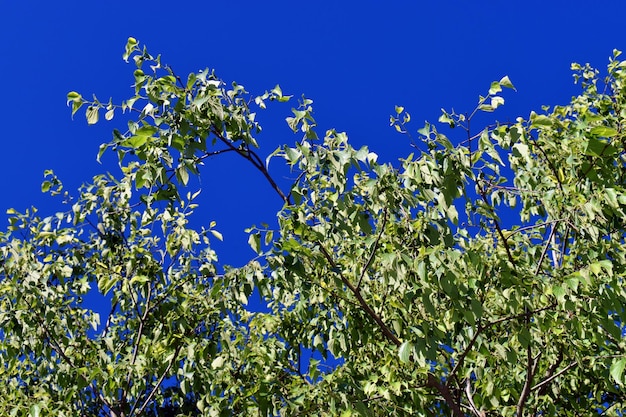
[
  {"x1": 209, "y1": 126, "x2": 291, "y2": 205},
  {"x1": 316, "y1": 242, "x2": 400, "y2": 346}
]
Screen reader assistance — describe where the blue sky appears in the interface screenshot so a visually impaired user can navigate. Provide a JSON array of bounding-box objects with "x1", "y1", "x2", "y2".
[{"x1": 1, "y1": 1, "x2": 626, "y2": 267}]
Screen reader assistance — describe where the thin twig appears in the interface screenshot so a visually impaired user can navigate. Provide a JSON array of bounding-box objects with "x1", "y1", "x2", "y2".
[
  {"x1": 535, "y1": 222, "x2": 559, "y2": 276},
  {"x1": 125, "y1": 285, "x2": 153, "y2": 403},
  {"x1": 448, "y1": 322, "x2": 482, "y2": 385},
  {"x1": 209, "y1": 126, "x2": 291, "y2": 204},
  {"x1": 133, "y1": 344, "x2": 183, "y2": 416},
  {"x1": 503, "y1": 219, "x2": 562, "y2": 240},
  {"x1": 357, "y1": 209, "x2": 388, "y2": 289},
  {"x1": 530, "y1": 361, "x2": 577, "y2": 392},
  {"x1": 486, "y1": 302, "x2": 558, "y2": 328},
  {"x1": 478, "y1": 191, "x2": 515, "y2": 265}
]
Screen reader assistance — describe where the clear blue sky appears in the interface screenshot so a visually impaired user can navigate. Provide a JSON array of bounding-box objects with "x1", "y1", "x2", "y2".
[{"x1": 1, "y1": 1, "x2": 625, "y2": 267}]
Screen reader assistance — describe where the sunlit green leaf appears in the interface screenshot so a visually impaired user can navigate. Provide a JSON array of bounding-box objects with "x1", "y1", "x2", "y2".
[{"x1": 610, "y1": 358, "x2": 626, "y2": 385}]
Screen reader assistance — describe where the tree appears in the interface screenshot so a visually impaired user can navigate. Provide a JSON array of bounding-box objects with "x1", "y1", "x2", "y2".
[{"x1": 1, "y1": 37, "x2": 625, "y2": 416}]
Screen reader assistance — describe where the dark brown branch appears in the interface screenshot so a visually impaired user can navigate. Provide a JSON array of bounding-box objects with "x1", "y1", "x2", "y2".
[
  {"x1": 536, "y1": 349, "x2": 563, "y2": 396},
  {"x1": 531, "y1": 361, "x2": 577, "y2": 393},
  {"x1": 447, "y1": 322, "x2": 483, "y2": 385},
  {"x1": 530, "y1": 137, "x2": 563, "y2": 191},
  {"x1": 317, "y1": 242, "x2": 401, "y2": 346},
  {"x1": 426, "y1": 374, "x2": 465, "y2": 417},
  {"x1": 558, "y1": 224, "x2": 570, "y2": 268},
  {"x1": 488, "y1": 303, "x2": 558, "y2": 327},
  {"x1": 210, "y1": 126, "x2": 291, "y2": 204},
  {"x1": 535, "y1": 222, "x2": 559, "y2": 276},
  {"x1": 318, "y1": 240, "x2": 469, "y2": 417},
  {"x1": 516, "y1": 347, "x2": 541, "y2": 416},
  {"x1": 357, "y1": 208, "x2": 388, "y2": 289},
  {"x1": 34, "y1": 306, "x2": 117, "y2": 416},
  {"x1": 478, "y1": 191, "x2": 515, "y2": 265},
  {"x1": 124, "y1": 284, "x2": 153, "y2": 407},
  {"x1": 132, "y1": 344, "x2": 183, "y2": 416}
]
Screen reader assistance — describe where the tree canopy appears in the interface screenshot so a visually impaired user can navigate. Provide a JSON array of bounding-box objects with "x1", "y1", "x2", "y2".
[{"x1": 1, "y1": 38, "x2": 626, "y2": 416}]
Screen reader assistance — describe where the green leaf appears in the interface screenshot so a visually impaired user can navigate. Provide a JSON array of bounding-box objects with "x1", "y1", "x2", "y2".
[
  {"x1": 130, "y1": 275, "x2": 150, "y2": 285},
  {"x1": 417, "y1": 261, "x2": 427, "y2": 281},
  {"x1": 122, "y1": 136, "x2": 148, "y2": 149},
  {"x1": 552, "y1": 285, "x2": 566, "y2": 303},
  {"x1": 398, "y1": 341, "x2": 412, "y2": 363},
  {"x1": 518, "y1": 327, "x2": 531, "y2": 348},
  {"x1": 491, "y1": 96, "x2": 505, "y2": 109},
  {"x1": 210, "y1": 229, "x2": 223, "y2": 241},
  {"x1": 499, "y1": 75, "x2": 516, "y2": 90},
  {"x1": 177, "y1": 166, "x2": 189, "y2": 186},
  {"x1": 585, "y1": 137, "x2": 617, "y2": 157},
  {"x1": 29, "y1": 404, "x2": 41, "y2": 417},
  {"x1": 530, "y1": 114, "x2": 552, "y2": 127},
  {"x1": 123, "y1": 37, "x2": 139, "y2": 62},
  {"x1": 590, "y1": 126, "x2": 618, "y2": 137},
  {"x1": 71, "y1": 100, "x2": 84, "y2": 117},
  {"x1": 248, "y1": 232, "x2": 261, "y2": 254},
  {"x1": 610, "y1": 358, "x2": 626, "y2": 385},
  {"x1": 488, "y1": 81, "x2": 502, "y2": 95},
  {"x1": 66, "y1": 91, "x2": 82, "y2": 104},
  {"x1": 86, "y1": 106, "x2": 99, "y2": 125}
]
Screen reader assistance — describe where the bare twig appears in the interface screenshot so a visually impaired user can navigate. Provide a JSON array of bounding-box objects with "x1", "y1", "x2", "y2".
[
  {"x1": 209, "y1": 126, "x2": 291, "y2": 204},
  {"x1": 503, "y1": 219, "x2": 562, "y2": 240}
]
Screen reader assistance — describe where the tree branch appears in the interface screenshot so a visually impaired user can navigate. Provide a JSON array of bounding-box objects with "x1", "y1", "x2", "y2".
[
  {"x1": 209, "y1": 126, "x2": 291, "y2": 204},
  {"x1": 535, "y1": 222, "x2": 559, "y2": 276},
  {"x1": 357, "y1": 208, "x2": 388, "y2": 289},
  {"x1": 531, "y1": 361, "x2": 577, "y2": 393},
  {"x1": 465, "y1": 378, "x2": 486, "y2": 417},
  {"x1": 478, "y1": 189, "x2": 515, "y2": 266},
  {"x1": 124, "y1": 284, "x2": 153, "y2": 407},
  {"x1": 516, "y1": 346, "x2": 541, "y2": 416},
  {"x1": 132, "y1": 344, "x2": 183, "y2": 416},
  {"x1": 317, "y1": 242, "x2": 400, "y2": 346},
  {"x1": 448, "y1": 322, "x2": 483, "y2": 385},
  {"x1": 536, "y1": 349, "x2": 563, "y2": 397},
  {"x1": 426, "y1": 373, "x2": 465, "y2": 417},
  {"x1": 530, "y1": 136, "x2": 563, "y2": 191}
]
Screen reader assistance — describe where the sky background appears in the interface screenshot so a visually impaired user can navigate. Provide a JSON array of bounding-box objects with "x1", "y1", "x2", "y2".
[{"x1": 1, "y1": 1, "x2": 626, "y2": 269}]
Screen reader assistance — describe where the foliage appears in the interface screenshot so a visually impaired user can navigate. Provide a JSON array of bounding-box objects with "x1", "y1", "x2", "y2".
[{"x1": 1, "y1": 38, "x2": 626, "y2": 416}]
